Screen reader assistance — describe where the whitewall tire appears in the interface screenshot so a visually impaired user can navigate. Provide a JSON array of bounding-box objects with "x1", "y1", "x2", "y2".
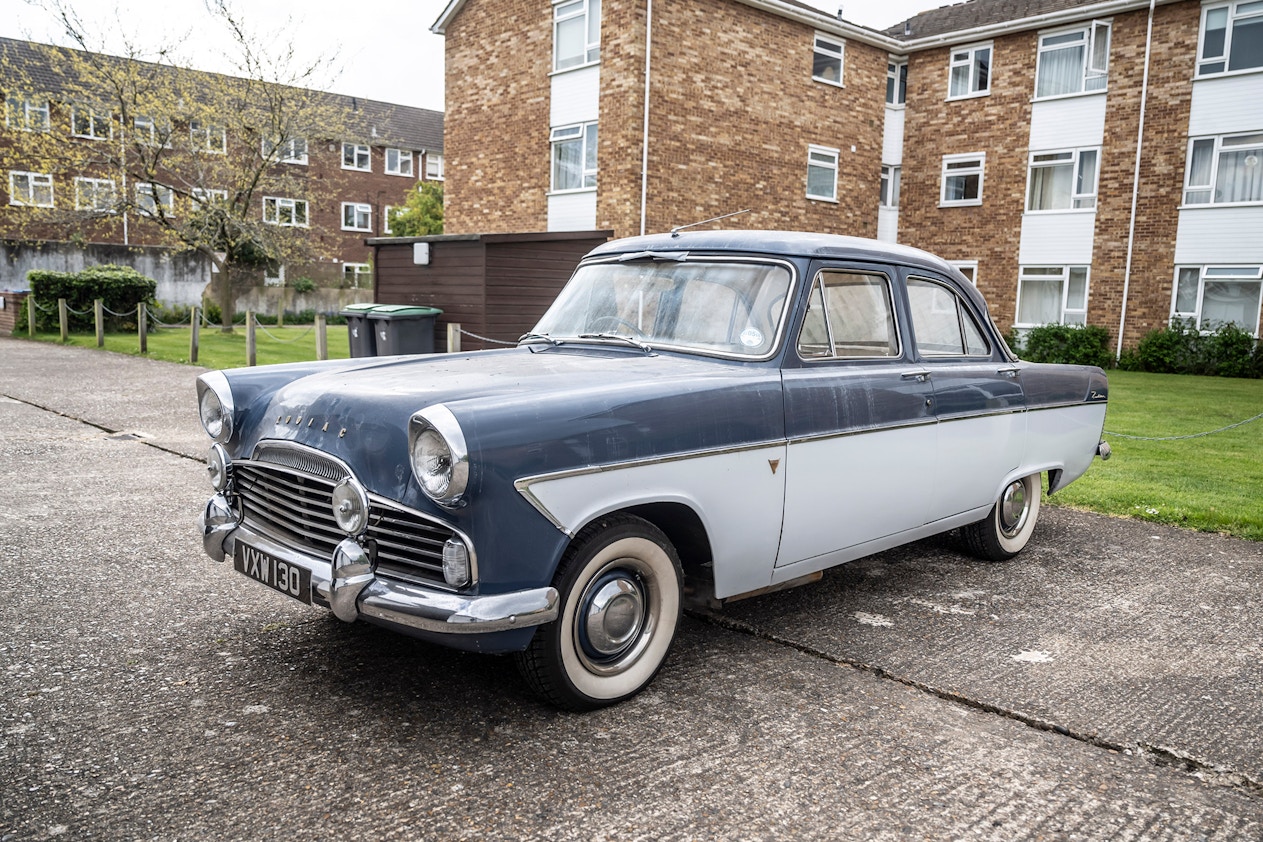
[{"x1": 962, "y1": 473, "x2": 1041, "y2": 561}]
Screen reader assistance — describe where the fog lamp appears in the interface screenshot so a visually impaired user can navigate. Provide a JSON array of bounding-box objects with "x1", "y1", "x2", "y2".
[
  {"x1": 207, "y1": 444, "x2": 231, "y2": 492},
  {"x1": 331, "y1": 478, "x2": 370, "y2": 535},
  {"x1": 442, "y1": 538, "x2": 471, "y2": 588}
]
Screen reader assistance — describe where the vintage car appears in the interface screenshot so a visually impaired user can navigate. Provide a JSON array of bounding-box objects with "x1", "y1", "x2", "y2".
[{"x1": 198, "y1": 230, "x2": 1110, "y2": 710}]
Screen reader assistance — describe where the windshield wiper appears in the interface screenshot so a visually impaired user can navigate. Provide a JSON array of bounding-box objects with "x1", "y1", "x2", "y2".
[
  {"x1": 578, "y1": 333, "x2": 654, "y2": 353},
  {"x1": 519, "y1": 332, "x2": 564, "y2": 346}
]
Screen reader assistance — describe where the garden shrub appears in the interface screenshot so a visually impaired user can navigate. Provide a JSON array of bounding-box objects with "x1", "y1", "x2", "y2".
[
  {"x1": 1019, "y1": 323, "x2": 1113, "y2": 368},
  {"x1": 1129, "y1": 320, "x2": 1261, "y2": 378},
  {"x1": 27, "y1": 265, "x2": 157, "y2": 332}
]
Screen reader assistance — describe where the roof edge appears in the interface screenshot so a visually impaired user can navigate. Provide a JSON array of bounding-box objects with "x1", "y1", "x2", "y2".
[
  {"x1": 895, "y1": 0, "x2": 1182, "y2": 49},
  {"x1": 432, "y1": 0, "x2": 465, "y2": 35}
]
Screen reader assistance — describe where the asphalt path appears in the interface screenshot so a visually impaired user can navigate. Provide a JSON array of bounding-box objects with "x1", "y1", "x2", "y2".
[{"x1": 1, "y1": 337, "x2": 1260, "y2": 840}]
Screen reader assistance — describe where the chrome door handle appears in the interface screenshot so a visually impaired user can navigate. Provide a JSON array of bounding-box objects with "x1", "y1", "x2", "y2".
[
  {"x1": 997, "y1": 366, "x2": 1020, "y2": 378},
  {"x1": 901, "y1": 371, "x2": 930, "y2": 383}
]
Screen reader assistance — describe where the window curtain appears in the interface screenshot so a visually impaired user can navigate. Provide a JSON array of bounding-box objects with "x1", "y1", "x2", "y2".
[
  {"x1": 1201, "y1": 281, "x2": 1262, "y2": 330},
  {"x1": 1037, "y1": 45, "x2": 1083, "y2": 97},
  {"x1": 1215, "y1": 140, "x2": 1263, "y2": 203},
  {"x1": 1018, "y1": 279, "x2": 1063, "y2": 324},
  {"x1": 1028, "y1": 164, "x2": 1072, "y2": 210},
  {"x1": 553, "y1": 139, "x2": 582, "y2": 190}
]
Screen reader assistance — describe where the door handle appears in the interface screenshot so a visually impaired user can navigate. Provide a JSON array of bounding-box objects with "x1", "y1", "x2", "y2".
[
  {"x1": 901, "y1": 371, "x2": 931, "y2": 383},
  {"x1": 997, "y1": 366, "x2": 1020, "y2": 378}
]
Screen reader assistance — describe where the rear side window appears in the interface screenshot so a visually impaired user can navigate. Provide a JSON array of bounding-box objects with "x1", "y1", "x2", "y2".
[
  {"x1": 907, "y1": 277, "x2": 990, "y2": 356},
  {"x1": 798, "y1": 271, "x2": 898, "y2": 359}
]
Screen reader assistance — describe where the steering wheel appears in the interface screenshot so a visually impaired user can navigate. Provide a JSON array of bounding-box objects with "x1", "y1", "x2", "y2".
[{"x1": 589, "y1": 315, "x2": 645, "y2": 336}]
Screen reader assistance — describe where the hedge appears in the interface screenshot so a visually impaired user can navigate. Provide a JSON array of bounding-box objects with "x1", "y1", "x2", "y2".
[{"x1": 25, "y1": 265, "x2": 157, "y2": 333}]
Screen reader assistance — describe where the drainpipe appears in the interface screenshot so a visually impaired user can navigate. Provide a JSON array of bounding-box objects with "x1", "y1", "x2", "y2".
[
  {"x1": 1117, "y1": 0, "x2": 1156, "y2": 359},
  {"x1": 120, "y1": 125, "x2": 129, "y2": 245},
  {"x1": 639, "y1": 0, "x2": 654, "y2": 236}
]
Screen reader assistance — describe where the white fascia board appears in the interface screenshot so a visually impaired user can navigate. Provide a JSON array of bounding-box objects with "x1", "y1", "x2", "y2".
[{"x1": 431, "y1": 0, "x2": 465, "y2": 35}]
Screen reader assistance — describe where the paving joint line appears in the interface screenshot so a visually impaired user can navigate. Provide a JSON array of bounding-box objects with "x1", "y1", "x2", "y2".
[
  {"x1": 691, "y1": 607, "x2": 1263, "y2": 800},
  {"x1": 1, "y1": 392, "x2": 200, "y2": 461}
]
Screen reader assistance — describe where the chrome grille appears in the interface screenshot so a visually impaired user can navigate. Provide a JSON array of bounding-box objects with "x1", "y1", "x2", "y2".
[{"x1": 235, "y1": 444, "x2": 454, "y2": 587}]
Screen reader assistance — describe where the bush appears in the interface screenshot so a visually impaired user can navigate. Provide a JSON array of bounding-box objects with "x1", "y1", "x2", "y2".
[
  {"x1": 1018, "y1": 323, "x2": 1113, "y2": 368},
  {"x1": 27, "y1": 265, "x2": 157, "y2": 332},
  {"x1": 1128, "y1": 320, "x2": 1261, "y2": 378},
  {"x1": 291, "y1": 276, "x2": 317, "y2": 294}
]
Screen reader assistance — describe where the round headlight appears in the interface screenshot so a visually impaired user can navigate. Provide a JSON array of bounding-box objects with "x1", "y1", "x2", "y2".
[
  {"x1": 207, "y1": 444, "x2": 231, "y2": 492},
  {"x1": 197, "y1": 372, "x2": 234, "y2": 443},
  {"x1": 409, "y1": 406, "x2": 469, "y2": 507},
  {"x1": 331, "y1": 478, "x2": 370, "y2": 535}
]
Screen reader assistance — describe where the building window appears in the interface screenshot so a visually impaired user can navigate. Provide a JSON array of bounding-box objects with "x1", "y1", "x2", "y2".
[
  {"x1": 133, "y1": 115, "x2": 172, "y2": 146},
  {"x1": 813, "y1": 33, "x2": 844, "y2": 86},
  {"x1": 74, "y1": 177, "x2": 116, "y2": 212},
  {"x1": 807, "y1": 145, "x2": 839, "y2": 202},
  {"x1": 343, "y1": 263, "x2": 372, "y2": 288},
  {"x1": 880, "y1": 165, "x2": 901, "y2": 208},
  {"x1": 551, "y1": 122, "x2": 598, "y2": 191},
  {"x1": 1184, "y1": 133, "x2": 1263, "y2": 205},
  {"x1": 383, "y1": 205, "x2": 397, "y2": 234},
  {"x1": 426, "y1": 153, "x2": 444, "y2": 180},
  {"x1": 949, "y1": 260, "x2": 979, "y2": 285},
  {"x1": 136, "y1": 182, "x2": 175, "y2": 217},
  {"x1": 886, "y1": 59, "x2": 907, "y2": 104},
  {"x1": 1173, "y1": 265, "x2": 1263, "y2": 334},
  {"x1": 263, "y1": 137, "x2": 308, "y2": 165},
  {"x1": 554, "y1": 0, "x2": 601, "y2": 71},
  {"x1": 1016, "y1": 266, "x2": 1089, "y2": 326},
  {"x1": 940, "y1": 153, "x2": 985, "y2": 206},
  {"x1": 72, "y1": 106, "x2": 112, "y2": 140},
  {"x1": 263, "y1": 196, "x2": 309, "y2": 227},
  {"x1": 1027, "y1": 148, "x2": 1099, "y2": 211},
  {"x1": 6, "y1": 98, "x2": 50, "y2": 132},
  {"x1": 385, "y1": 148, "x2": 413, "y2": 176},
  {"x1": 1198, "y1": 1, "x2": 1263, "y2": 75},
  {"x1": 948, "y1": 43, "x2": 991, "y2": 99},
  {"x1": 1035, "y1": 23, "x2": 1110, "y2": 98},
  {"x1": 9, "y1": 171, "x2": 54, "y2": 207},
  {"x1": 265, "y1": 264, "x2": 285, "y2": 287},
  {"x1": 191, "y1": 121, "x2": 226, "y2": 154},
  {"x1": 342, "y1": 142, "x2": 371, "y2": 171},
  {"x1": 192, "y1": 188, "x2": 228, "y2": 208},
  {"x1": 342, "y1": 202, "x2": 372, "y2": 231}
]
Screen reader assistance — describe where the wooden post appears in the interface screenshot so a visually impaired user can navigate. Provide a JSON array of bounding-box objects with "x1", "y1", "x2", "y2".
[
  {"x1": 447, "y1": 322, "x2": 461, "y2": 353},
  {"x1": 246, "y1": 310, "x2": 257, "y2": 366},
  {"x1": 58, "y1": 298, "x2": 68, "y2": 342},
  {"x1": 315, "y1": 314, "x2": 328, "y2": 361},
  {"x1": 190, "y1": 307, "x2": 200, "y2": 364},
  {"x1": 137, "y1": 302, "x2": 148, "y2": 353},
  {"x1": 26, "y1": 295, "x2": 35, "y2": 336},
  {"x1": 94, "y1": 299, "x2": 105, "y2": 347}
]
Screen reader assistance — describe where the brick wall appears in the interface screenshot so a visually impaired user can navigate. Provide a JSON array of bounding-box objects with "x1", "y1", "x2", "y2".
[{"x1": 443, "y1": 0, "x2": 553, "y2": 234}]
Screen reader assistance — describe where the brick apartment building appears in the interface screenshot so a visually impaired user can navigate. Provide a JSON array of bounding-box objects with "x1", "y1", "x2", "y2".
[
  {"x1": 432, "y1": 0, "x2": 1263, "y2": 347},
  {"x1": 1, "y1": 36, "x2": 444, "y2": 293}
]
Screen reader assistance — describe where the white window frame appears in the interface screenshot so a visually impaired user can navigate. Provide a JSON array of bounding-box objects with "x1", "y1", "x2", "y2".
[
  {"x1": 191, "y1": 188, "x2": 229, "y2": 208},
  {"x1": 263, "y1": 196, "x2": 309, "y2": 227},
  {"x1": 1197, "y1": 1, "x2": 1263, "y2": 76},
  {"x1": 1015, "y1": 265, "x2": 1090, "y2": 327},
  {"x1": 880, "y1": 164, "x2": 901, "y2": 208},
  {"x1": 806, "y1": 144, "x2": 840, "y2": 202},
  {"x1": 1025, "y1": 147, "x2": 1100, "y2": 212},
  {"x1": 947, "y1": 42, "x2": 992, "y2": 99},
  {"x1": 263, "y1": 137, "x2": 308, "y2": 165},
  {"x1": 342, "y1": 142, "x2": 371, "y2": 172},
  {"x1": 133, "y1": 115, "x2": 172, "y2": 147},
  {"x1": 136, "y1": 182, "x2": 175, "y2": 217},
  {"x1": 425, "y1": 152, "x2": 444, "y2": 180},
  {"x1": 9, "y1": 171, "x2": 54, "y2": 207},
  {"x1": 812, "y1": 33, "x2": 845, "y2": 87},
  {"x1": 949, "y1": 260, "x2": 979, "y2": 285},
  {"x1": 553, "y1": 0, "x2": 601, "y2": 72},
  {"x1": 887, "y1": 58, "x2": 908, "y2": 105},
  {"x1": 1034, "y1": 22, "x2": 1111, "y2": 99},
  {"x1": 265, "y1": 264, "x2": 286, "y2": 287},
  {"x1": 940, "y1": 153, "x2": 985, "y2": 207},
  {"x1": 385, "y1": 148, "x2": 414, "y2": 176},
  {"x1": 343, "y1": 262, "x2": 372, "y2": 288},
  {"x1": 6, "y1": 98, "x2": 50, "y2": 132},
  {"x1": 1183, "y1": 132, "x2": 1263, "y2": 206},
  {"x1": 1172, "y1": 265, "x2": 1263, "y2": 335},
  {"x1": 341, "y1": 202, "x2": 372, "y2": 231},
  {"x1": 72, "y1": 106, "x2": 112, "y2": 140},
  {"x1": 191, "y1": 120, "x2": 226, "y2": 154},
  {"x1": 550, "y1": 122, "x2": 598, "y2": 192},
  {"x1": 74, "y1": 177, "x2": 116, "y2": 212}
]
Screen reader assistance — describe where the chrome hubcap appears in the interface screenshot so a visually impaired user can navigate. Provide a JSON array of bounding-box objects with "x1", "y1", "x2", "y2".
[
  {"x1": 580, "y1": 571, "x2": 646, "y2": 660},
  {"x1": 999, "y1": 480, "x2": 1029, "y2": 538}
]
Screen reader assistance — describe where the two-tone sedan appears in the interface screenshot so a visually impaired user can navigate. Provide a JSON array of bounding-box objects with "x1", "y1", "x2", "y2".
[{"x1": 198, "y1": 231, "x2": 1110, "y2": 709}]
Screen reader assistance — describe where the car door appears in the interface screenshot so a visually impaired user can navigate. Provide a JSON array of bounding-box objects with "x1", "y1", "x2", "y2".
[
  {"x1": 904, "y1": 273, "x2": 1026, "y2": 523},
  {"x1": 776, "y1": 265, "x2": 937, "y2": 569}
]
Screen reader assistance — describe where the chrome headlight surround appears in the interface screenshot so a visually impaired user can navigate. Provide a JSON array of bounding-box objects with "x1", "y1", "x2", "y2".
[
  {"x1": 196, "y1": 371, "x2": 235, "y2": 443},
  {"x1": 207, "y1": 443, "x2": 232, "y2": 492},
  {"x1": 408, "y1": 404, "x2": 470, "y2": 508}
]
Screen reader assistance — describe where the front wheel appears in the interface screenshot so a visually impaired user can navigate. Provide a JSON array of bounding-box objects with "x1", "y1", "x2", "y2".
[
  {"x1": 961, "y1": 473, "x2": 1042, "y2": 561},
  {"x1": 516, "y1": 514, "x2": 682, "y2": 710}
]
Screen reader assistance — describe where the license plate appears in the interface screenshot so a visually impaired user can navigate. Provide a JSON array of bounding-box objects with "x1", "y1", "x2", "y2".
[{"x1": 233, "y1": 541, "x2": 312, "y2": 605}]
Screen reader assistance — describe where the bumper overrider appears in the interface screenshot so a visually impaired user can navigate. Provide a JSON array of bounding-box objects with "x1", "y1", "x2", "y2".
[{"x1": 200, "y1": 493, "x2": 559, "y2": 635}]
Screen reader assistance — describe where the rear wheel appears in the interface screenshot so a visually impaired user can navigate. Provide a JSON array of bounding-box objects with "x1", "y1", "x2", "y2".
[
  {"x1": 516, "y1": 514, "x2": 682, "y2": 711},
  {"x1": 962, "y1": 473, "x2": 1041, "y2": 561}
]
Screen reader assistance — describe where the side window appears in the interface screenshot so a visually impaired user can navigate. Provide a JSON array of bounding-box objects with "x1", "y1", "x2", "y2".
[
  {"x1": 907, "y1": 277, "x2": 990, "y2": 357},
  {"x1": 797, "y1": 271, "x2": 898, "y2": 359}
]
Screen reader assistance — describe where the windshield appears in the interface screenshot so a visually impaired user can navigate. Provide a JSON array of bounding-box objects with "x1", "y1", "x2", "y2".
[{"x1": 529, "y1": 259, "x2": 793, "y2": 357}]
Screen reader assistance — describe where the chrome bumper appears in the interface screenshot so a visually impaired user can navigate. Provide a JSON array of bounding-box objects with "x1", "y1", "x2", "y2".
[{"x1": 200, "y1": 494, "x2": 559, "y2": 635}]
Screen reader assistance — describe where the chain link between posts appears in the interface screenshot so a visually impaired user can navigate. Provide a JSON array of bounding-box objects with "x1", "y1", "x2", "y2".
[
  {"x1": 1105, "y1": 411, "x2": 1263, "y2": 441},
  {"x1": 459, "y1": 328, "x2": 518, "y2": 346}
]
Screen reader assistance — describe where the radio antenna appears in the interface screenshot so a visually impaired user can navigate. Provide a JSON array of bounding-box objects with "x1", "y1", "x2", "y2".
[{"x1": 669, "y1": 208, "x2": 751, "y2": 238}]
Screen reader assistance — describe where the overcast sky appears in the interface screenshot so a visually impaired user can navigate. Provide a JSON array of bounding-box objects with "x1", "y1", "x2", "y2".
[{"x1": 0, "y1": 0, "x2": 939, "y2": 113}]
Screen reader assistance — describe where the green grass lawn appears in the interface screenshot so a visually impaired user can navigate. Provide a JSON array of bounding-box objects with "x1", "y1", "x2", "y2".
[
  {"x1": 10, "y1": 331, "x2": 1263, "y2": 540},
  {"x1": 1052, "y1": 370, "x2": 1263, "y2": 541}
]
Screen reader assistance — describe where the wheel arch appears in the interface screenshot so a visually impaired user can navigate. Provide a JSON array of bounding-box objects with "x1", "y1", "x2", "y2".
[{"x1": 575, "y1": 502, "x2": 715, "y2": 603}]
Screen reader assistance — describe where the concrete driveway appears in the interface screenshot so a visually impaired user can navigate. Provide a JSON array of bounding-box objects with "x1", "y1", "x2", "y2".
[{"x1": 1, "y1": 337, "x2": 1260, "y2": 840}]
